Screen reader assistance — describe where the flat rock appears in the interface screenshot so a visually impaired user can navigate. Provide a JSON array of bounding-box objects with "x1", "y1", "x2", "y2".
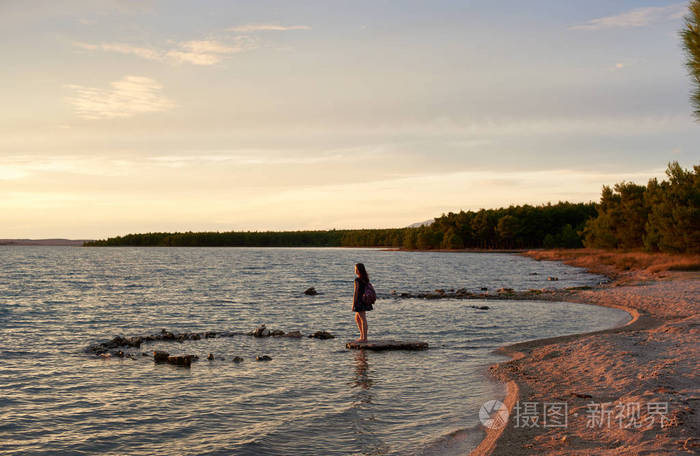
[{"x1": 345, "y1": 340, "x2": 429, "y2": 351}]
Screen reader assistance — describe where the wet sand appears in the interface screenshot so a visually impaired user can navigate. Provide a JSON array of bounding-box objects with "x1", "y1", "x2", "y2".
[{"x1": 471, "y1": 250, "x2": 700, "y2": 455}]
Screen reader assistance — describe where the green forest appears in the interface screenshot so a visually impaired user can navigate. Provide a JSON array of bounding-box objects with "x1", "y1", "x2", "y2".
[
  {"x1": 86, "y1": 162, "x2": 699, "y2": 253},
  {"x1": 582, "y1": 162, "x2": 699, "y2": 253}
]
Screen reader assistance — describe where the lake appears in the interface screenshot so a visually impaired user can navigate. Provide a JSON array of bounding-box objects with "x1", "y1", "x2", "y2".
[{"x1": 0, "y1": 247, "x2": 628, "y2": 455}]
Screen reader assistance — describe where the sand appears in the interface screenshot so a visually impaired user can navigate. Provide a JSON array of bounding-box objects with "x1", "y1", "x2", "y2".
[{"x1": 471, "y1": 250, "x2": 700, "y2": 455}]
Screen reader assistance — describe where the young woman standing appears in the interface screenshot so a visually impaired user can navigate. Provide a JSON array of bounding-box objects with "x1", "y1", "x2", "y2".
[{"x1": 352, "y1": 263, "x2": 373, "y2": 342}]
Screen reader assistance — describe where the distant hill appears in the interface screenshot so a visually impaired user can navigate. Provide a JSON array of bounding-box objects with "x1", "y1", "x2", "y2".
[
  {"x1": 0, "y1": 239, "x2": 91, "y2": 246},
  {"x1": 407, "y1": 219, "x2": 434, "y2": 228}
]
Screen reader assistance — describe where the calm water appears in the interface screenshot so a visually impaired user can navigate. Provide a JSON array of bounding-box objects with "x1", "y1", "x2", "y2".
[{"x1": 0, "y1": 247, "x2": 628, "y2": 455}]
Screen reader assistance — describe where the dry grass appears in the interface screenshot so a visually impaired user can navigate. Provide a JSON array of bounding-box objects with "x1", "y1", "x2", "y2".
[{"x1": 523, "y1": 248, "x2": 700, "y2": 280}]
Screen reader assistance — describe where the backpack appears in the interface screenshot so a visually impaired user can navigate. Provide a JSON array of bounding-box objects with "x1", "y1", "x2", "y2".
[{"x1": 362, "y1": 282, "x2": 377, "y2": 305}]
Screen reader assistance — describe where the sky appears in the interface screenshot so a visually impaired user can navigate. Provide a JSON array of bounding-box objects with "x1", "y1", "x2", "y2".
[{"x1": 1, "y1": 0, "x2": 698, "y2": 239}]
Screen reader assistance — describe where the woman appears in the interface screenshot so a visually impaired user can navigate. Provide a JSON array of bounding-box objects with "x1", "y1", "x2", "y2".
[{"x1": 352, "y1": 263, "x2": 373, "y2": 342}]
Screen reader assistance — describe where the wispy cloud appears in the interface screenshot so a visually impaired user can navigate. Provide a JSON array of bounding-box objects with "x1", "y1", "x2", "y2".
[
  {"x1": 227, "y1": 23, "x2": 311, "y2": 33},
  {"x1": 146, "y1": 153, "x2": 347, "y2": 168},
  {"x1": 73, "y1": 37, "x2": 256, "y2": 66},
  {"x1": 74, "y1": 41, "x2": 162, "y2": 61},
  {"x1": 65, "y1": 75, "x2": 175, "y2": 119},
  {"x1": 570, "y1": 3, "x2": 687, "y2": 30}
]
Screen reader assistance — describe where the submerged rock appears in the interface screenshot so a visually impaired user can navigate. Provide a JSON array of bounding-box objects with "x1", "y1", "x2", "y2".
[
  {"x1": 167, "y1": 355, "x2": 195, "y2": 367},
  {"x1": 470, "y1": 305, "x2": 490, "y2": 310},
  {"x1": 346, "y1": 339, "x2": 429, "y2": 351},
  {"x1": 153, "y1": 351, "x2": 170, "y2": 363},
  {"x1": 270, "y1": 329, "x2": 285, "y2": 337},
  {"x1": 232, "y1": 356, "x2": 244, "y2": 363},
  {"x1": 308, "y1": 330, "x2": 335, "y2": 340},
  {"x1": 256, "y1": 355, "x2": 272, "y2": 361}
]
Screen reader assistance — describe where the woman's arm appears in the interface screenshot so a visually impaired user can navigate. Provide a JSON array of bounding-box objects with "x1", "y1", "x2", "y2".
[{"x1": 352, "y1": 279, "x2": 359, "y2": 309}]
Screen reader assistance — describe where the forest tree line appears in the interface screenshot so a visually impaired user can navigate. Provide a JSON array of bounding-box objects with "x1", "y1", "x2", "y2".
[
  {"x1": 84, "y1": 201, "x2": 597, "y2": 250},
  {"x1": 85, "y1": 162, "x2": 698, "y2": 252},
  {"x1": 582, "y1": 162, "x2": 699, "y2": 253}
]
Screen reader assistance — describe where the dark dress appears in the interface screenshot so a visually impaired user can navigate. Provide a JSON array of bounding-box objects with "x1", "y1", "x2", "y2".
[{"x1": 353, "y1": 278, "x2": 373, "y2": 312}]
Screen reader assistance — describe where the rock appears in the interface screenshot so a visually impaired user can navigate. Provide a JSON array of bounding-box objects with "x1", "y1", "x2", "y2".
[
  {"x1": 115, "y1": 350, "x2": 125, "y2": 358},
  {"x1": 435, "y1": 289, "x2": 445, "y2": 294},
  {"x1": 167, "y1": 355, "x2": 195, "y2": 367},
  {"x1": 309, "y1": 330, "x2": 335, "y2": 340},
  {"x1": 153, "y1": 351, "x2": 170, "y2": 363},
  {"x1": 207, "y1": 353, "x2": 215, "y2": 360},
  {"x1": 204, "y1": 331, "x2": 218, "y2": 339},
  {"x1": 250, "y1": 325, "x2": 271, "y2": 337},
  {"x1": 232, "y1": 356, "x2": 244, "y2": 363},
  {"x1": 480, "y1": 287, "x2": 488, "y2": 291},
  {"x1": 256, "y1": 355, "x2": 272, "y2": 361},
  {"x1": 270, "y1": 329, "x2": 285, "y2": 337},
  {"x1": 85, "y1": 335, "x2": 144, "y2": 355},
  {"x1": 547, "y1": 276, "x2": 559, "y2": 281},
  {"x1": 99, "y1": 353, "x2": 111, "y2": 359},
  {"x1": 304, "y1": 287, "x2": 318, "y2": 295},
  {"x1": 470, "y1": 305, "x2": 490, "y2": 310},
  {"x1": 346, "y1": 339, "x2": 429, "y2": 351},
  {"x1": 142, "y1": 352, "x2": 149, "y2": 357},
  {"x1": 497, "y1": 287, "x2": 514, "y2": 294},
  {"x1": 283, "y1": 330, "x2": 302, "y2": 338}
]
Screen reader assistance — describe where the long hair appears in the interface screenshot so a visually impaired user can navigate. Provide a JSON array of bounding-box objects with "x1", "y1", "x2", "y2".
[{"x1": 355, "y1": 263, "x2": 369, "y2": 282}]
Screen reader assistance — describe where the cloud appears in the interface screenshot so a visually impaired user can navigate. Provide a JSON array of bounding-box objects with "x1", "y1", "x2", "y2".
[
  {"x1": 165, "y1": 38, "x2": 255, "y2": 65},
  {"x1": 65, "y1": 75, "x2": 175, "y2": 119},
  {"x1": 74, "y1": 41, "x2": 163, "y2": 61},
  {"x1": 570, "y1": 3, "x2": 687, "y2": 30},
  {"x1": 73, "y1": 37, "x2": 256, "y2": 66},
  {"x1": 146, "y1": 153, "x2": 347, "y2": 168},
  {"x1": 227, "y1": 23, "x2": 311, "y2": 33}
]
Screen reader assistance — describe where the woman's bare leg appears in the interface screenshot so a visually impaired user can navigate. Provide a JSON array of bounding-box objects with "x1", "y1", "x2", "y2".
[
  {"x1": 359, "y1": 311, "x2": 368, "y2": 342},
  {"x1": 354, "y1": 312, "x2": 363, "y2": 341}
]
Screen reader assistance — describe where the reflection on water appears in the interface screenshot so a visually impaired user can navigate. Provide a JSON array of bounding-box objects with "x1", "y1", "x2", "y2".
[
  {"x1": 351, "y1": 349, "x2": 390, "y2": 456},
  {"x1": 353, "y1": 350, "x2": 373, "y2": 392}
]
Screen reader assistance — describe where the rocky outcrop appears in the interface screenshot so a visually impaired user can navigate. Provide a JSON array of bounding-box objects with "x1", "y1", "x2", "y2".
[
  {"x1": 387, "y1": 287, "x2": 585, "y2": 302},
  {"x1": 86, "y1": 329, "x2": 233, "y2": 356},
  {"x1": 86, "y1": 325, "x2": 338, "y2": 358}
]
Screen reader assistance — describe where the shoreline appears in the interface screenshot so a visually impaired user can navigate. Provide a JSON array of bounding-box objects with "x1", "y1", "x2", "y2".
[{"x1": 469, "y1": 249, "x2": 699, "y2": 455}]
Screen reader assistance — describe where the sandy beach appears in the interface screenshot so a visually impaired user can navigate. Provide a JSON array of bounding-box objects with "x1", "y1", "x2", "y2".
[{"x1": 472, "y1": 250, "x2": 700, "y2": 455}]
